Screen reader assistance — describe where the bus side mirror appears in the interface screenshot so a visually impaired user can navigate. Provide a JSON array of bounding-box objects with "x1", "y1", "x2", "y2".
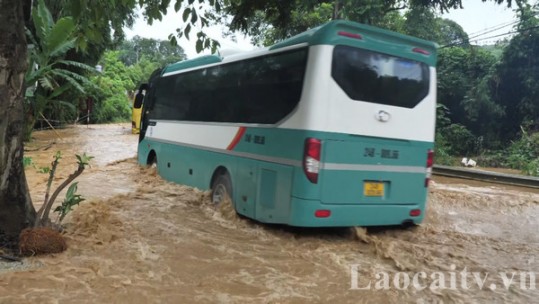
[{"x1": 134, "y1": 93, "x2": 144, "y2": 109}]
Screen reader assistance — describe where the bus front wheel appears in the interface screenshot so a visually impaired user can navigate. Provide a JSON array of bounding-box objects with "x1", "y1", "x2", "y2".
[
  {"x1": 147, "y1": 151, "x2": 157, "y2": 168},
  {"x1": 211, "y1": 173, "x2": 232, "y2": 206}
]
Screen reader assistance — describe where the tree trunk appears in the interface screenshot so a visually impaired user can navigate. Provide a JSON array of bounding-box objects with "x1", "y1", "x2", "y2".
[
  {"x1": 333, "y1": 0, "x2": 341, "y2": 20},
  {"x1": 0, "y1": 0, "x2": 36, "y2": 237}
]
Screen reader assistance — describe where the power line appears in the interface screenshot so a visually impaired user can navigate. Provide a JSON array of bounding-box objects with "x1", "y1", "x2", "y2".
[
  {"x1": 473, "y1": 24, "x2": 539, "y2": 43},
  {"x1": 464, "y1": 11, "x2": 539, "y2": 39},
  {"x1": 440, "y1": 24, "x2": 539, "y2": 48},
  {"x1": 466, "y1": 19, "x2": 519, "y2": 38},
  {"x1": 467, "y1": 20, "x2": 519, "y2": 40},
  {"x1": 440, "y1": 11, "x2": 539, "y2": 48}
]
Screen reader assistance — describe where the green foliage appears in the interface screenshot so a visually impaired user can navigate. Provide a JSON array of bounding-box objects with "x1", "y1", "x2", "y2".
[
  {"x1": 435, "y1": 103, "x2": 478, "y2": 158},
  {"x1": 22, "y1": 156, "x2": 51, "y2": 173},
  {"x1": 403, "y1": 5, "x2": 441, "y2": 42},
  {"x1": 475, "y1": 151, "x2": 506, "y2": 168},
  {"x1": 443, "y1": 124, "x2": 476, "y2": 155},
  {"x1": 24, "y1": 0, "x2": 96, "y2": 140},
  {"x1": 436, "y1": 19, "x2": 469, "y2": 47},
  {"x1": 54, "y1": 182, "x2": 85, "y2": 224},
  {"x1": 89, "y1": 79, "x2": 132, "y2": 123},
  {"x1": 43, "y1": 0, "x2": 137, "y2": 55},
  {"x1": 162, "y1": 0, "x2": 221, "y2": 53},
  {"x1": 505, "y1": 129, "x2": 539, "y2": 176},
  {"x1": 35, "y1": 152, "x2": 92, "y2": 228},
  {"x1": 401, "y1": 6, "x2": 470, "y2": 47},
  {"x1": 76, "y1": 153, "x2": 94, "y2": 167},
  {"x1": 481, "y1": 44, "x2": 506, "y2": 59},
  {"x1": 23, "y1": 157, "x2": 34, "y2": 168},
  {"x1": 434, "y1": 132, "x2": 456, "y2": 166},
  {"x1": 490, "y1": 2, "x2": 539, "y2": 142},
  {"x1": 38, "y1": 166, "x2": 51, "y2": 174},
  {"x1": 437, "y1": 45, "x2": 499, "y2": 146},
  {"x1": 118, "y1": 36, "x2": 186, "y2": 67},
  {"x1": 87, "y1": 51, "x2": 135, "y2": 123},
  {"x1": 220, "y1": 0, "x2": 410, "y2": 46},
  {"x1": 130, "y1": 57, "x2": 160, "y2": 85},
  {"x1": 435, "y1": 104, "x2": 458, "y2": 165},
  {"x1": 217, "y1": 0, "x2": 473, "y2": 47},
  {"x1": 234, "y1": 2, "x2": 335, "y2": 46}
]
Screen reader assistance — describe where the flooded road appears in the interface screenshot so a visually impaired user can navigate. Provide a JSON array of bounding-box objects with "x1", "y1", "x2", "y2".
[{"x1": 1, "y1": 124, "x2": 538, "y2": 303}]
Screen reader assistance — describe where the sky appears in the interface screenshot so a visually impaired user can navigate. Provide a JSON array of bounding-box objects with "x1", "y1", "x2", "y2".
[
  {"x1": 123, "y1": 0, "x2": 522, "y2": 59},
  {"x1": 442, "y1": 0, "x2": 519, "y2": 45}
]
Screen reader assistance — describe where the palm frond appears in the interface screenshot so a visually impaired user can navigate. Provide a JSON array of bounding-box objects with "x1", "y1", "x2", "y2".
[
  {"x1": 32, "y1": 3, "x2": 47, "y2": 44},
  {"x1": 47, "y1": 17, "x2": 76, "y2": 58},
  {"x1": 25, "y1": 28, "x2": 39, "y2": 49},
  {"x1": 51, "y1": 68, "x2": 91, "y2": 84},
  {"x1": 48, "y1": 84, "x2": 71, "y2": 99},
  {"x1": 33, "y1": 0, "x2": 54, "y2": 43},
  {"x1": 45, "y1": 100, "x2": 77, "y2": 112},
  {"x1": 57, "y1": 60, "x2": 98, "y2": 73},
  {"x1": 38, "y1": 0, "x2": 54, "y2": 30},
  {"x1": 38, "y1": 77, "x2": 56, "y2": 91},
  {"x1": 50, "y1": 70, "x2": 86, "y2": 93},
  {"x1": 25, "y1": 64, "x2": 53, "y2": 85},
  {"x1": 49, "y1": 39, "x2": 77, "y2": 59}
]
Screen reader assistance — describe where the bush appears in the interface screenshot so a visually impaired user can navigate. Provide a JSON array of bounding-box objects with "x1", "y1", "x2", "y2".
[
  {"x1": 442, "y1": 124, "x2": 476, "y2": 155},
  {"x1": 505, "y1": 130, "x2": 539, "y2": 176},
  {"x1": 86, "y1": 51, "x2": 136, "y2": 124},
  {"x1": 434, "y1": 132, "x2": 456, "y2": 165},
  {"x1": 92, "y1": 94, "x2": 131, "y2": 123},
  {"x1": 476, "y1": 151, "x2": 506, "y2": 167}
]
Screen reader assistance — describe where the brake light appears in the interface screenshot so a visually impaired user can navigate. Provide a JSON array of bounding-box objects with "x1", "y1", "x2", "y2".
[
  {"x1": 303, "y1": 138, "x2": 321, "y2": 184},
  {"x1": 410, "y1": 209, "x2": 421, "y2": 217},
  {"x1": 315, "y1": 210, "x2": 331, "y2": 218},
  {"x1": 425, "y1": 149, "x2": 434, "y2": 187},
  {"x1": 413, "y1": 47, "x2": 430, "y2": 55},
  {"x1": 338, "y1": 31, "x2": 362, "y2": 39}
]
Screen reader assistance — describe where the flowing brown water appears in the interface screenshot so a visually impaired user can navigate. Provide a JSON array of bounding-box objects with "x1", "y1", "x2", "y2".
[{"x1": 1, "y1": 124, "x2": 538, "y2": 303}]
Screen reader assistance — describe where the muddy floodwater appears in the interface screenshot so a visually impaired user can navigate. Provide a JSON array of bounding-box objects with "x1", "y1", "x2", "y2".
[{"x1": 1, "y1": 124, "x2": 538, "y2": 303}]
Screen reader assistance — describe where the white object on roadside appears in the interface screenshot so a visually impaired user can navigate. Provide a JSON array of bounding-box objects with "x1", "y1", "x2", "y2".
[{"x1": 461, "y1": 157, "x2": 477, "y2": 167}]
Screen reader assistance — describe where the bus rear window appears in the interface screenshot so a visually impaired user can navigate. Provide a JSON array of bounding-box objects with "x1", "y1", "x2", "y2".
[{"x1": 331, "y1": 45, "x2": 430, "y2": 108}]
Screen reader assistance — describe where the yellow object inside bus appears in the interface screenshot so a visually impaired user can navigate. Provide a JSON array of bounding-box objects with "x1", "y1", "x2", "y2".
[
  {"x1": 131, "y1": 84, "x2": 147, "y2": 134},
  {"x1": 132, "y1": 105, "x2": 142, "y2": 134}
]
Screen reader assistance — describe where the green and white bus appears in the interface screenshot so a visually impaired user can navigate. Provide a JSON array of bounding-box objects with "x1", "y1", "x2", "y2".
[{"x1": 136, "y1": 20, "x2": 437, "y2": 227}]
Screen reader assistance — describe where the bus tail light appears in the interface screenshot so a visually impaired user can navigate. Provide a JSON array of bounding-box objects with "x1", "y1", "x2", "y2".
[
  {"x1": 413, "y1": 47, "x2": 430, "y2": 55},
  {"x1": 425, "y1": 149, "x2": 434, "y2": 187},
  {"x1": 410, "y1": 209, "x2": 421, "y2": 217},
  {"x1": 315, "y1": 210, "x2": 331, "y2": 218},
  {"x1": 303, "y1": 138, "x2": 321, "y2": 184},
  {"x1": 338, "y1": 31, "x2": 363, "y2": 40}
]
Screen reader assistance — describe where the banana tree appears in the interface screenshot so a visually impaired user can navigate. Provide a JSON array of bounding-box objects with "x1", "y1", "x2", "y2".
[{"x1": 24, "y1": 0, "x2": 96, "y2": 141}]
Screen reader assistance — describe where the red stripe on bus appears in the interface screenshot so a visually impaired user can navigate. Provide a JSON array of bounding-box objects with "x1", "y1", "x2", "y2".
[{"x1": 227, "y1": 127, "x2": 247, "y2": 150}]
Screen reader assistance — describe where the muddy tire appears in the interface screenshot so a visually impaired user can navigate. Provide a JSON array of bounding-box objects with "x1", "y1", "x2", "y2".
[
  {"x1": 147, "y1": 152, "x2": 157, "y2": 168},
  {"x1": 211, "y1": 173, "x2": 233, "y2": 205}
]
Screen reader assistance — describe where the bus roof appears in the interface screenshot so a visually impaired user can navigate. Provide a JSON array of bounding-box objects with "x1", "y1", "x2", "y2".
[
  {"x1": 162, "y1": 20, "x2": 437, "y2": 75},
  {"x1": 163, "y1": 55, "x2": 222, "y2": 74},
  {"x1": 271, "y1": 20, "x2": 437, "y2": 66}
]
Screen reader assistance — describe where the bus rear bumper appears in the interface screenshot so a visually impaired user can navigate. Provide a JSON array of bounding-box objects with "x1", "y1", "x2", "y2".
[{"x1": 287, "y1": 197, "x2": 425, "y2": 227}]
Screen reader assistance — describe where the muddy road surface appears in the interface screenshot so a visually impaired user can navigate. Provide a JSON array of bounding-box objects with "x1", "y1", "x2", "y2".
[{"x1": 1, "y1": 124, "x2": 538, "y2": 304}]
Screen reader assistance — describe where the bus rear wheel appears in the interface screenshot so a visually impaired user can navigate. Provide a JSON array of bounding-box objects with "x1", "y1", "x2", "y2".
[{"x1": 211, "y1": 173, "x2": 232, "y2": 206}]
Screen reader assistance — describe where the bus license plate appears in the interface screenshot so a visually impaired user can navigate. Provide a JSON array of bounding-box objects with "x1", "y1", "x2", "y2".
[{"x1": 364, "y1": 182, "x2": 384, "y2": 197}]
